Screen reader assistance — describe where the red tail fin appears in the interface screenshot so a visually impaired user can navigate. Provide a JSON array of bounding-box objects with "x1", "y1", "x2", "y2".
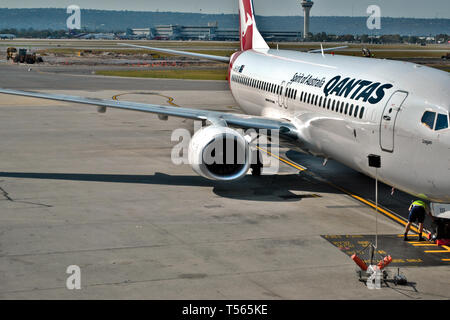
[{"x1": 239, "y1": 0, "x2": 269, "y2": 51}]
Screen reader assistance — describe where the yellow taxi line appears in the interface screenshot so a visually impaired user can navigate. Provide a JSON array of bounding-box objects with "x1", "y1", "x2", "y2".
[
  {"x1": 425, "y1": 245, "x2": 450, "y2": 253},
  {"x1": 258, "y1": 146, "x2": 424, "y2": 234},
  {"x1": 256, "y1": 146, "x2": 307, "y2": 172},
  {"x1": 409, "y1": 242, "x2": 438, "y2": 247},
  {"x1": 112, "y1": 92, "x2": 179, "y2": 107},
  {"x1": 328, "y1": 181, "x2": 424, "y2": 234},
  {"x1": 430, "y1": 251, "x2": 450, "y2": 254}
]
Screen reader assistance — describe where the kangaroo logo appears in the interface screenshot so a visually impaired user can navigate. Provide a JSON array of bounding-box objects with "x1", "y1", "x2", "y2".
[{"x1": 242, "y1": 13, "x2": 254, "y2": 37}]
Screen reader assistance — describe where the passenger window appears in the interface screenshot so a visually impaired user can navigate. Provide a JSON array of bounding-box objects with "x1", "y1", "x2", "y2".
[
  {"x1": 327, "y1": 99, "x2": 331, "y2": 109},
  {"x1": 354, "y1": 105, "x2": 359, "y2": 117},
  {"x1": 319, "y1": 97, "x2": 323, "y2": 107},
  {"x1": 315, "y1": 95, "x2": 318, "y2": 106},
  {"x1": 421, "y1": 111, "x2": 436, "y2": 129},
  {"x1": 359, "y1": 107, "x2": 365, "y2": 119},
  {"x1": 435, "y1": 113, "x2": 448, "y2": 131},
  {"x1": 344, "y1": 103, "x2": 348, "y2": 115},
  {"x1": 331, "y1": 100, "x2": 335, "y2": 111}
]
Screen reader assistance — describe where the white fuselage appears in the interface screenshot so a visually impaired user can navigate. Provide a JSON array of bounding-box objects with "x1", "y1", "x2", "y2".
[{"x1": 229, "y1": 49, "x2": 450, "y2": 202}]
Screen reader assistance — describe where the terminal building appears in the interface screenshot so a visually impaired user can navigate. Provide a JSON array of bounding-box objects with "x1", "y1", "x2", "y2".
[{"x1": 132, "y1": 23, "x2": 301, "y2": 42}]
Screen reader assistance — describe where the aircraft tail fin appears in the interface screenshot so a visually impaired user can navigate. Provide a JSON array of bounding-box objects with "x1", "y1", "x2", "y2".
[{"x1": 239, "y1": 0, "x2": 269, "y2": 51}]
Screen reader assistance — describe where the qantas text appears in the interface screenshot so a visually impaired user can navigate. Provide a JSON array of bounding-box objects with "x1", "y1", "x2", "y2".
[{"x1": 323, "y1": 75, "x2": 393, "y2": 105}]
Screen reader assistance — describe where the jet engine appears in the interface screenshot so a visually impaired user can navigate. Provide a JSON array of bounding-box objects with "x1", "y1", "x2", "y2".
[{"x1": 188, "y1": 125, "x2": 252, "y2": 181}]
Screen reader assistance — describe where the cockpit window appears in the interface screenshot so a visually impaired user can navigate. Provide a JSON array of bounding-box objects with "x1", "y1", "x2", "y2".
[
  {"x1": 421, "y1": 111, "x2": 436, "y2": 129},
  {"x1": 435, "y1": 113, "x2": 449, "y2": 131}
]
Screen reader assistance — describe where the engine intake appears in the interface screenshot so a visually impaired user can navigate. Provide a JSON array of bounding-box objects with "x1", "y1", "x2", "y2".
[{"x1": 188, "y1": 126, "x2": 251, "y2": 181}]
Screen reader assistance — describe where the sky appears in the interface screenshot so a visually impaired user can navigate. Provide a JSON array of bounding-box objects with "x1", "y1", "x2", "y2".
[{"x1": 1, "y1": 0, "x2": 449, "y2": 19}]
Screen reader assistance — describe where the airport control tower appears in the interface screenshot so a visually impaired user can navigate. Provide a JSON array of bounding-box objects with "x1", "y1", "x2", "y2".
[{"x1": 300, "y1": 0, "x2": 314, "y2": 39}]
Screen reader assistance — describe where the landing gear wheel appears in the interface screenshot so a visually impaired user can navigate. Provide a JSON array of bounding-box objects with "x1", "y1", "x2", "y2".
[
  {"x1": 251, "y1": 165, "x2": 262, "y2": 176},
  {"x1": 251, "y1": 150, "x2": 263, "y2": 176}
]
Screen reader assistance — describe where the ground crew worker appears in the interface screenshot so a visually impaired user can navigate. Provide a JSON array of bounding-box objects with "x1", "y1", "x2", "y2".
[{"x1": 404, "y1": 200, "x2": 433, "y2": 241}]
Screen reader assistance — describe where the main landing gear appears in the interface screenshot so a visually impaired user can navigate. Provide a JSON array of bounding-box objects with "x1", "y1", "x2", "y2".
[{"x1": 251, "y1": 149, "x2": 263, "y2": 176}]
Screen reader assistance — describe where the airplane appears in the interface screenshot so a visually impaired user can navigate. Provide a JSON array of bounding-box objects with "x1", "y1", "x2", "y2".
[{"x1": 0, "y1": 0, "x2": 449, "y2": 215}]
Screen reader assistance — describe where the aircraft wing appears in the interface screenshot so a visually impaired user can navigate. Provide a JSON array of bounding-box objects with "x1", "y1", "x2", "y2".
[
  {"x1": 118, "y1": 43, "x2": 231, "y2": 63},
  {"x1": 0, "y1": 88, "x2": 297, "y2": 135}
]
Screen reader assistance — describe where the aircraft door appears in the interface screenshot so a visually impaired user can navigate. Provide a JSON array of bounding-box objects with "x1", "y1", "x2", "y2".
[{"x1": 379, "y1": 91, "x2": 408, "y2": 152}]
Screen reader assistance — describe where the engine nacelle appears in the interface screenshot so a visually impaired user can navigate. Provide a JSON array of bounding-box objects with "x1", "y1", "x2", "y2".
[{"x1": 188, "y1": 125, "x2": 251, "y2": 181}]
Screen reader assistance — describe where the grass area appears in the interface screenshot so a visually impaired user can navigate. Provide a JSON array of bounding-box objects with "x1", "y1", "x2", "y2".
[
  {"x1": 334, "y1": 51, "x2": 446, "y2": 58},
  {"x1": 37, "y1": 48, "x2": 235, "y2": 58},
  {"x1": 428, "y1": 65, "x2": 450, "y2": 72},
  {"x1": 272, "y1": 43, "x2": 449, "y2": 50},
  {"x1": 95, "y1": 69, "x2": 228, "y2": 80}
]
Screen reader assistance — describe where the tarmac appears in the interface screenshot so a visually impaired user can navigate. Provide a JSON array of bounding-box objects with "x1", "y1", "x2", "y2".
[{"x1": 0, "y1": 64, "x2": 449, "y2": 299}]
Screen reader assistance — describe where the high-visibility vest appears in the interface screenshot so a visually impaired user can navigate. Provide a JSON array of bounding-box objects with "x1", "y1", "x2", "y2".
[{"x1": 412, "y1": 200, "x2": 427, "y2": 209}]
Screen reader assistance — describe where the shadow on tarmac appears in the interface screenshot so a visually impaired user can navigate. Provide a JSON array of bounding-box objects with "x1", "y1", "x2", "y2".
[{"x1": 0, "y1": 171, "x2": 338, "y2": 202}]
